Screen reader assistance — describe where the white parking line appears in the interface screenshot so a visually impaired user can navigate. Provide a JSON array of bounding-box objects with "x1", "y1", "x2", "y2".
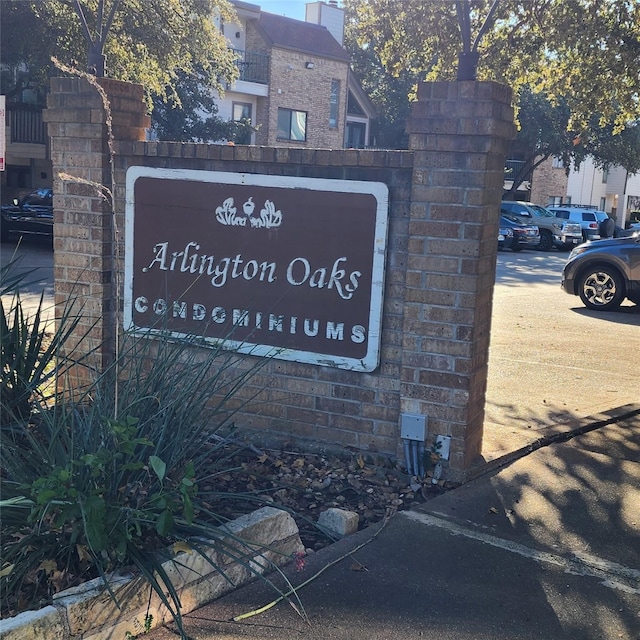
[{"x1": 402, "y1": 510, "x2": 640, "y2": 595}]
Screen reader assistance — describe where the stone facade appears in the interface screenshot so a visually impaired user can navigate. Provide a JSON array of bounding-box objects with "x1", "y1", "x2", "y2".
[
  {"x1": 530, "y1": 156, "x2": 568, "y2": 206},
  {"x1": 44, "y1": 76, "x2": 514, "y2": 481},
  {"x1": 261, "y1": 48, "x2": 348, "y2": 148}
]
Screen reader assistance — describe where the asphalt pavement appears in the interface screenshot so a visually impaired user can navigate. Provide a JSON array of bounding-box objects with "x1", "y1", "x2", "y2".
[
  {"x1": 146, "y1": 414, "x2": 640, "y2": 640},
  {"x1": 0, "y1": 239, "x2": 56, "y2": 324}
]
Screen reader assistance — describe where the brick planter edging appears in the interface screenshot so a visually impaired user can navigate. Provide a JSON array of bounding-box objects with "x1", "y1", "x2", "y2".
[{"x1": 0, "y1": 507, "x2": 303, "y2": 640}]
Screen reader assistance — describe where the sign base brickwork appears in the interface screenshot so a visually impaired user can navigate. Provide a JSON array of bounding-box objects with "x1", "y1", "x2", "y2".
[{"x1": 45, "y1": 76, "x2": 514, "y2": 481}]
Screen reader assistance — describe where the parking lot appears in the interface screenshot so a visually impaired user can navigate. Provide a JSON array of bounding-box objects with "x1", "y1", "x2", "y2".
[
  {"x1": 2, "y1": 241, "x2": 638, "y2": 461},
  {"x1": 485, "y1": 249, "x2": 639, "y2": 459}
]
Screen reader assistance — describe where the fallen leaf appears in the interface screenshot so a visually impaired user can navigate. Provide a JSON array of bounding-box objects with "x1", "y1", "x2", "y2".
[
  {"x1": 38, "y1": 559, "x2": 57, "y2": 576},
  {"x1": 172, "y1": 541, "x2": 194, "y2": 555},
  {"x1": 76, "y1": 545, "x2": 92, "y2": 563},
  {"x1": 349, "y1": 561, "x2": 368, "y2": 571},
  {"x1": 0, "y1": 564, "x2": 15, "y2": 578},
  {"x1": 488, "y1": 507, "x2": 499, "y2": 514}
]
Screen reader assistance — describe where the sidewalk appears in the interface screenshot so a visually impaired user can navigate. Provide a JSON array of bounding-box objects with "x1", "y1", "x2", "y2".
[{"x1": 147, "y1": 407, "x2": 640, "y2": 640}]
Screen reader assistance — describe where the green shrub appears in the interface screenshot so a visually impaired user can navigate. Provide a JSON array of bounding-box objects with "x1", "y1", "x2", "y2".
[{"x1": 1, "y1": 284, "x2": 302, "y2": 636}]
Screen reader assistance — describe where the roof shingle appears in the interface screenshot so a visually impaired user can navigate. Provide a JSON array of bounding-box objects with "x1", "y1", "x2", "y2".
[{"x1": 257, "y1": 11, "x2": 349, "y2": 61}]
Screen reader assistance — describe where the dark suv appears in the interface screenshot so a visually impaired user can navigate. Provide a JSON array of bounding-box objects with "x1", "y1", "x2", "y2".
[
  {"x1": 561, "y1": 234, "x2": 640, "y2": 310},
  {"x1": 0, "y1": 188, "x2": 53, "y2": 243}
]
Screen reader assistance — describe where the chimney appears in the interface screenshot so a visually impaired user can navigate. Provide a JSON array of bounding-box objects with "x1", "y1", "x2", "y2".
[{"x1": 305, "y1": 1, "x2": 345, "y2": 46}]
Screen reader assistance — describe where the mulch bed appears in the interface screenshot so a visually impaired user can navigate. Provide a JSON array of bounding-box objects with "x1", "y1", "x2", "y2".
[
  {"x1": 1, "y1": 439, "x2": 456, "y2": 618},
  {"x1": 204, "y1": 444, "x2": 458, "y2": 550}
]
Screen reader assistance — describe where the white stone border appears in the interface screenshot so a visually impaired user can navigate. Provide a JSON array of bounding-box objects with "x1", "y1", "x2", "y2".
[{"x1": 0, "y1": 507, "x2": 303, "y2": 640}]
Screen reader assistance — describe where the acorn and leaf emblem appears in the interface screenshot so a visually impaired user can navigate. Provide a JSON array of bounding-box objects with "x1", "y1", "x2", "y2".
[{"x1": 215, "y1": 196, "x2": 282, "y2": 228}]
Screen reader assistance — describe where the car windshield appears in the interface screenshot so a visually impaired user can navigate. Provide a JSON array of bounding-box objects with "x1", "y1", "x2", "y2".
[
  {"x1": 500, "y1": 213, "x2": 522, "y2": 224},
  {"x1": 22, "y1": 189, "x2": 52, "y2": 207},
  {"x1": 530, "y1": 205, "x2": 554, "y2": 217}
]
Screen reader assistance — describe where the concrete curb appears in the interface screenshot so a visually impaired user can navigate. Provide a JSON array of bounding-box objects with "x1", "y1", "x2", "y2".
[
  {"x1": 467, "y1": 403, "x2": 640, "y2": 482},
  {"x1": 0, "y1": 507, "x2": 303, "y2": 640}
]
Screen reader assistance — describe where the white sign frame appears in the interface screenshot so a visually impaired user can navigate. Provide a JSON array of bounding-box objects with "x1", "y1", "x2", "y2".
[{"x1": 124, "y1": 167, "x2": 389, "y2": 372}]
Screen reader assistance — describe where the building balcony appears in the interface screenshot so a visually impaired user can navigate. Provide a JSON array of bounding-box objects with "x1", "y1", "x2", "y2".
[
  {"x1": 230, "y1": 49, "x2": 270, "y2": 85},
  {"x1": 7, "y1": 104, "x2": 47, "y2": 145}
]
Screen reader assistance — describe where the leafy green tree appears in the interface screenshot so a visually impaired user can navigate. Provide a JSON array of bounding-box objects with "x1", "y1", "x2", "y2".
[
  {"x1": 151, "y1": 68, "x2": 255, "y2": 143},
  {"x1": 504, "y1": 87, "x2": 573, "y2": 198},
  {"x1": 343, "y1": 0, "x2": 640, "y2": 130},
  {"x1": 344, "y1": 0, "x2": 640, "y2": 176},
  {"x1": 0, "y1": 0, "x2": 239, "y2": 105},
  {"x1": 345, "y1": 31, "x2": 421, "y2": 149}
]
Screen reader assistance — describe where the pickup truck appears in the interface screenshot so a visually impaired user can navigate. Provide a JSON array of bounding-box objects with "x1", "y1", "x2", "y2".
[{"x1": 501, "y1": 201, "x2": 583, "y2": 251}]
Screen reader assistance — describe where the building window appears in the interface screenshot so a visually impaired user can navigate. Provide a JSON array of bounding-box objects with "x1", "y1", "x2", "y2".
[
  {"x1": 277, "y1": 108, "x2": 307, "y2": 141},
  {"x1": 552, "y1": 157, "x2": 564, "y2": 169},
  {"x1": 232, "y1": 102, "x2": 252, "y2": 122},
  {"x1": 600, "y1": 197, "x2": 606, "y2": 210},
  {"x1": 347, "y1": 89, "x2": 365, "y2": 116},
  {"x1": 548, "y1": 196, "x2": 562, "y2": 206},
  {"x1": 346, "y1": 122, "x2": 367, "y2": 149},
  {"x1": 329, "y1": 79, "x2": 340, "y2": 129},
  {"x1": 602, "y1": 168, "x2": 609, "y2": 183}
]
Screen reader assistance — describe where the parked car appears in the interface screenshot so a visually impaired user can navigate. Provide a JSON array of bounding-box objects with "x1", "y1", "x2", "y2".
[
  {"x1": 498, "y1": 223, "x2": 514, "y2": 251},
  {"x1": 561, "y1": 235, "x2": 640, "y2": 310},
  {"x1": 498, "y1": 213, "x2": 539, "y2": 251},
  {"x1": 501, "y1": 201, "x2": 582, "y2": 251},
  {"x1": 547, "y1": 205, "x2": 603, "y2": 242},
  {"x1": 0, "y1": 188, "x2": 54, "y2": 243}
]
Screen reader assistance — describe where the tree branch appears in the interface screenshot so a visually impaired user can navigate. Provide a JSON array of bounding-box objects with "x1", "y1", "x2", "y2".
[
  {"x1": 456, "y1": 0, "x2": 472, "y2": 52},
  {"x1": 100, "y1": 0, "x2": 122, "y2": 48},
  {"x1": 74, "y1": 1, "x2": 96, "y2": 47},
  {"x1": 473, "y1": 0, "x2": 501, "y2": 52}
]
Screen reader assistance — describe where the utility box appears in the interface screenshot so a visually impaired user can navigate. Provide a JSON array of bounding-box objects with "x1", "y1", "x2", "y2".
[{"x1": 400, "y1": 413, "x2": 427, "y2": 441}]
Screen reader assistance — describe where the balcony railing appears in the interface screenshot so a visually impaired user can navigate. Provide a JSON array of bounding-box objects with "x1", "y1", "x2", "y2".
[
  {"x1": 229, "y1": 49, "x2": 270, "y2": 85},
  {"x1": 8, "y1": 104, "x2": 47, "y2": 144},
  {"x1": 504, "y1": 159, "x2": 526, "y2": 179}
]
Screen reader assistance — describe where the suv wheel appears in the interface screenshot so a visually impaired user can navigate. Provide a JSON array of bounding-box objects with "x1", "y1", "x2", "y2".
[
  {"x1": 578, "y1": 265, "x2": 625, "y2": 310},
  {"x1": 538, "y1": 230, "x2": 553, "y2": 252}
]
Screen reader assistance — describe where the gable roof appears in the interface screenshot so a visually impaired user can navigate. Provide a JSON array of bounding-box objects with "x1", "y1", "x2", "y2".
[{"x1": 256, "y1": 11, "x2": 349, "y2": 62}]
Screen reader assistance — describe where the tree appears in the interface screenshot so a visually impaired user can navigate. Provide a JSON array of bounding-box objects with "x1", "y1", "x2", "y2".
[
  {"x1": 151, "y1": 68, "x2": 255, "y2": 143},
  {"x1": 503, "y1": 87, "x2": 573, "y2": 198},
  {"x1": 343, "y1": 0, "x2": 640, "y2": 130},
  {"x1": 0, "y1": 0, "x2": 239, "y2": 105},
  {"x1": 344, "y1": 28, "x2": 421, "y2": 148},
  {"x1": 343, "y1": 0, "x2": 640, "y2": 180}
]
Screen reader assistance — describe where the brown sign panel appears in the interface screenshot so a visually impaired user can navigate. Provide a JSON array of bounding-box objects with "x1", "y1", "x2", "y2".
[{"x1": 124, "y1": 168, "x2": 389, "y2": 371}]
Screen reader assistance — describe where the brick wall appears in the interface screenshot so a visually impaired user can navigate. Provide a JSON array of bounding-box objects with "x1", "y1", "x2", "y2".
[
  {"x1": 43, "y1": 76, "x2": 149, "y2": 374},
  {"x1": 45, "y1": 76, "x2": 514, "y2": 480},
  {"x1": 266, "y1": 49, "x2": 347, "y2": 148},
  {"x1": 244, "y1": 20, "x2": 348, "y2": 148},
  {"x1": 530, "y1": 156, "x2": 568, "y2": 205}
]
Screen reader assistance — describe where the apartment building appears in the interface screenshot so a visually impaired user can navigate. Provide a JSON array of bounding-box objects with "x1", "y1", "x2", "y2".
[
  {"x1": 564, "y1": 158, "x2": 640, "y2": 226},
  {"x1": 518, "y1": 153, "x2": 639, "y2": 227},
  {"x1": 218, "y1": 1, "x2": 375, "y2": 148}
]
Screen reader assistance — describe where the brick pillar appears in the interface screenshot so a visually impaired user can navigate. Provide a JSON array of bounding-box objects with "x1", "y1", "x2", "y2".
[
  {"x1": 404, "y1": 81, "x2": 515, "y2": 480},
  {"x1": 43, "y1": 76, "x2": 149, "y2": 383}
]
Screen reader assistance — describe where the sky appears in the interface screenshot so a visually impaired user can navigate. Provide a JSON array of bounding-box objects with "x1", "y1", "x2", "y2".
[{"x1": 258, "y1": 1, "x2": 308, "y2": 20}]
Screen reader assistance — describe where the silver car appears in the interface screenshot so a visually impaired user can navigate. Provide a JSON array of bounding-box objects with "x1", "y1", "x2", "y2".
[
  {"x1": 547, "y1": 205, "x2": 602, "y2": 242},
  {"x1": 561, "y1": 234, "x2": 640, "y2": 310}
]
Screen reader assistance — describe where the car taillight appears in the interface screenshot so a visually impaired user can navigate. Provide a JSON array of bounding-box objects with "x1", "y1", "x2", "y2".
[{"x1": 589, "y1": 222, "x2": 598, "y2": 228}]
